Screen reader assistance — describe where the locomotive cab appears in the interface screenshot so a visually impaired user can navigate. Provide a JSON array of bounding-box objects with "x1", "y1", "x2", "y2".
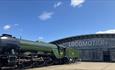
[{"x1": 57, "y1": 45, "x2": 79, "y2": 64}]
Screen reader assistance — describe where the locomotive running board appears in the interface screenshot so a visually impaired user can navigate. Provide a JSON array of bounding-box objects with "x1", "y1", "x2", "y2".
[{"x1": 0, "y1": 66, "x2": 16, "y2": 70}]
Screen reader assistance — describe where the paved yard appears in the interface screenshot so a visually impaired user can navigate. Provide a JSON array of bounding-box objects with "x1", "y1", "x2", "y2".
[{"x1": 26, "y1": 62, "x2": 115, "y2": 70}]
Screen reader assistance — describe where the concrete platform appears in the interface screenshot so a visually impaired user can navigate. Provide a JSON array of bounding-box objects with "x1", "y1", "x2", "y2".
[{"x1": 26, "y1": 62, "x2": 115, "y2": 70}]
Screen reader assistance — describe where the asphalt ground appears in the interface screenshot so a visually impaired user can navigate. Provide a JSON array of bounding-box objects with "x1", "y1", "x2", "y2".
[{"x1": 26, "y1": 62, "x2": 115, "y2": 70}]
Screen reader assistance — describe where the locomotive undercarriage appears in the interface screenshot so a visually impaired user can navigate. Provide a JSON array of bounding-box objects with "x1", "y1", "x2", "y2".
[
  {"x1": 0, "y1": 55, "x2": 17, "y2": 70},
  {"x1": 0, "y1": 53, "x2": 77, "y2": 70},
  {"x1": 0, "y1": 47, "x2": 18, "y2": 70},
  {"x1": 0, "y1": 53, "x2": 55, "y2": 69},
  {"x1": 16, "y1": 52, "x2": 57, "y2": 69}
]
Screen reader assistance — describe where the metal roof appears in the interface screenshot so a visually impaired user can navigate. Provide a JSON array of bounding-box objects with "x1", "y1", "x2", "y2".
[{"x1": 50, "y1": 34, "x2": 115, "y2": 44}]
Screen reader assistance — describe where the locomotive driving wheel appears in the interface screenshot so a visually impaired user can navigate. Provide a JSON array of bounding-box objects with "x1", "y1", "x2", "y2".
[{"x1": 44, "y1": 56, "x2": 54, "y2": 66}]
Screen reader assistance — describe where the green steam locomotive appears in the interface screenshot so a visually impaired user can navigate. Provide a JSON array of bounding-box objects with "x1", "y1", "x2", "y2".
[{"x1": 0, "y1": 34, "x2": 79, "y2": 69}]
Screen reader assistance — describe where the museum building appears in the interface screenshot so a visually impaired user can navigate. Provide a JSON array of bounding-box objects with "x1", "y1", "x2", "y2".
[{"x1": 51, "y1": 34, "x2": 115, "y2": 62}]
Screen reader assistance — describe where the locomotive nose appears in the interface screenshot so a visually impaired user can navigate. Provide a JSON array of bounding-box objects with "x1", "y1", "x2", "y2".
[
  {"x1": 0, "y1": 34, "x2": 19, "y2": 69},
  {"x1": 0, "y1": 34, "x2": 20, "y2": 49}
]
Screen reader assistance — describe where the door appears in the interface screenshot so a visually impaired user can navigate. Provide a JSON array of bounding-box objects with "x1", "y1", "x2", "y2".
[{"x1": 103, "y1": 51, "x2": 110, "y2": 62}]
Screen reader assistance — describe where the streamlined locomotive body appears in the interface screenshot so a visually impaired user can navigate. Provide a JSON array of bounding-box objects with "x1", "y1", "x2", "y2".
[{"x1": 0, "y1": 34, "x2": 79, "y2": 69}]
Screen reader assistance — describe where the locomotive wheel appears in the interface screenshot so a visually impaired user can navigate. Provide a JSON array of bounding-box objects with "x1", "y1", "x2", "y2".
[
  {"x1": 44, "y1": 56, "x2": 54, "y2": 66},
  {"x1": 18, "y1": 61, "x2": 33, "y2": 69},
  {"x1": 72, "y1": 58, "x2": 77, "y2": 63},
  {"x1": 61, "y1": 57, "x2": 70, "y2": 64},
  {"x1": 32, "y1": 61, "x2": 45, "y2": 67},
  {"x1": 18, "y1": 63, "x2": 24, "y2": 69}
]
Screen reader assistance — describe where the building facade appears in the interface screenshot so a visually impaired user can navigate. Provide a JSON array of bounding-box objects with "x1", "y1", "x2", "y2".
[{"x1": 50, "y1": 34, "x2": 115, "y2": 62}]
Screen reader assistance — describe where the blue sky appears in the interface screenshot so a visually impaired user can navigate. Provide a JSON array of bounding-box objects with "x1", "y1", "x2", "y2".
[{"x1": 0, "y1": 0, "x2": 115, "y2": 42}]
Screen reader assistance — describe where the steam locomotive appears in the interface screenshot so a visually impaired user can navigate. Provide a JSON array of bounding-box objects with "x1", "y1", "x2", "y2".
[{"x1": 0, "y1": 34, "x2": 79, "y2": 69}]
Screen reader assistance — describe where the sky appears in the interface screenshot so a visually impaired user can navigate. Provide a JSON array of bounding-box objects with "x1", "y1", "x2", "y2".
[{"x1": 0, "y1": 0, "x2": 115, "y2": 42}]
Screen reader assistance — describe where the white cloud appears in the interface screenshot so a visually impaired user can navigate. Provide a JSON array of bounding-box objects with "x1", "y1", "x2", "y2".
[
  {"x1": 3, "y1": 25, "x2": 11, "y2": 30},
  {"x1": 71, "y1": 0, "x2": 85, "y2": 7},
  {"x1": 54, "y1": 1, "x2": 62, "y2": 8},
  {"x1": 96, "y1": 29, "x2": 115, "y2": 34},
  {"x1": 38, "y1": 36, "x2": 44, "y2": 40},
  {"x1": 38, "y1": 12, "x2": 54, "y2": 21},
  {"x1": 14, "y1": 24, "x2": 19, "y2": 26}
]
